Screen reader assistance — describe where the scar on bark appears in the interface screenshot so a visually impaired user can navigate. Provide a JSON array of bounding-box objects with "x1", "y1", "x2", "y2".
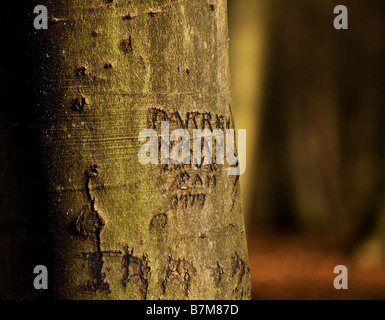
[
  {"x1": 212, "y1": 261, "x2": 224, "y2": 285},
  {"x1": 75, "y1": 66, "x2": 88, "y2": 77},
  {"x1": 149, "y1": 213, "x2": 168, "y2": 234},
  {"x1": 91, "y1": 30, "x2": 101, "y2": 37},
  {"x1": 140, "y1": 55, "x2": 146, "y2": 68},
  {"x1": 48, "y1": 17, "x2": 69, "y2": 25},
  {"x1": 148, "y1": 8, "x2": 163, "y2": 17},
  {"x1": 121, "y1": 36, "x2": 133, "y2": 54},
  {"x1": 66, "y1": 205, "x2": 93, "y2": 239},
  {"x1": 121, "y1": 247, "x2": 150, "y2": 300},
  {"x1": 67, "y1": 164, "x2": 110, "y2": 293},
  {"x1": 231, "y1": 251, "x2": 246, "y2": 285},
  {"x1": 162, "y1": 257, "x2": 195, "y2": 297},
  {"x1": 71, "y1": 95, "x2": 88, "y2": 112},
  {"x1": 123, "y1": 12, "x2": 138, "y2": 21}
]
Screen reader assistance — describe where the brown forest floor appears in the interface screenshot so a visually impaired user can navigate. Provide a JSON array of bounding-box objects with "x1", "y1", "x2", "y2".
[{"x1": 248, "y1": 233, "x2": 385, "y2": 300}]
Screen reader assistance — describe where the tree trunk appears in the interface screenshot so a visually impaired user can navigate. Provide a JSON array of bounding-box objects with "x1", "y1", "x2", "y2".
[{"x1": 0, "y1": 0, "x2": 251, "y2": 300}]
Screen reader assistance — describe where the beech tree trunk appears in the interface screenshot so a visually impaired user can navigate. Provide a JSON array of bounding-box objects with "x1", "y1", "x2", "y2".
[{"x1": 0, "y1": 0, "x2": 251, "y2": 299}]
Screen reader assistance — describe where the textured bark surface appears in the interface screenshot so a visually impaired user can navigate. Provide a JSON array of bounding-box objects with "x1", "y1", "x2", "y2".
[{"x1": 0, "y1": 0, "x2": 251, "y2": 299}]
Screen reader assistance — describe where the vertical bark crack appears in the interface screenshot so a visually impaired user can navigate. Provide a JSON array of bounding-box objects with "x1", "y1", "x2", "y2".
[
  {"x1": 83, "y1": 165, "x2": 109, "y2": 293},
  {"x1": 68, "y1": 164, "x2": 110, "y2": 293}
]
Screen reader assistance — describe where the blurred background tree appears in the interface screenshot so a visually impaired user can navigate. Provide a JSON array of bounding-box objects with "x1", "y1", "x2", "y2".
[
  {"x1": 228, "y1": 0, "x2": 385, "y2": 299},
  {"x1": 229, "y1": 0, "x2": 385, "y2": 253}
]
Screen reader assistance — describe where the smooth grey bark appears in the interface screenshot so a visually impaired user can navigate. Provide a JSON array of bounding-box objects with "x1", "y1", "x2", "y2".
[{"x1": 0, "y1": 0, "x2": 251, "y2": 299}]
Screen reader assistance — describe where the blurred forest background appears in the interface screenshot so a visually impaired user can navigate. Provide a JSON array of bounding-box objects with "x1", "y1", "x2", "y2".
[{"x1": 228, "y1": 0, "x2": 385, "y2": 299}]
